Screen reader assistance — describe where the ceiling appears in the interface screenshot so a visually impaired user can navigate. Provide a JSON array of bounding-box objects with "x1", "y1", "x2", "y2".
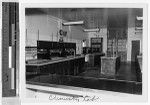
[{"x1": 26, "y1": 8, "x2": 143, "y2": 29}]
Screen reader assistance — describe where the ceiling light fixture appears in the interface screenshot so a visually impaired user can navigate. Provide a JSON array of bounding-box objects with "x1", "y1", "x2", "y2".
[
  {"x1": 62, "y1": 21, "x2": 84, "y2": 26},
  {"x1": 83, "y1": 28, "x2": 100, "y2": 32}
]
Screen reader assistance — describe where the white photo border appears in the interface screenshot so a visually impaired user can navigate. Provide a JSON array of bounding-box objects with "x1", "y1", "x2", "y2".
[{"x1": 19, "y1": 2, "x2": 148, "y2": 104}]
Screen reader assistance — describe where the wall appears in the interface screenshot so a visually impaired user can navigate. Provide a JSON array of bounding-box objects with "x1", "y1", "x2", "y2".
[
  {"x1": 86, "y1": 8, "x2": 143, "y2": 61},
  {"x1": 87, "y1": 9, "x2": 108, "y2": 53},
  {"x1": 127, "y1": 9, "x2": 143, "y2": 61},
  {"x1": 26, "y1": 9, "x2": 143, "y2": 59},
  {"x1": 26, "y1": 14, "x2": 87, "y2": 54}
]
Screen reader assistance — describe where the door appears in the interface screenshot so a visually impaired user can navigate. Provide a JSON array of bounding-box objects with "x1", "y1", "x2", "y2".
[
  {"x1": 2, "y1": 2, "x2": 19, "y2": 97},
  {"x1": 131, "y1": 40, "x2": 140, "y2": 62}
]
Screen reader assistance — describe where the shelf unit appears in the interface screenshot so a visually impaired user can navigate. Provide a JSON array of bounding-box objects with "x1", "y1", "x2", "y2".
[
  {"x1": 91, "y1": 38, "x2": 103, "y2": 53},
  {"x1": 107, "y1": 28, "x2": 127, "y2": 61}
]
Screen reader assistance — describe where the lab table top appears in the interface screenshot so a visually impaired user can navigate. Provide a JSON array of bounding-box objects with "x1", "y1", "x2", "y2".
[{"x1": 26, "y1": 55, "x2": 85, "y2": 66}]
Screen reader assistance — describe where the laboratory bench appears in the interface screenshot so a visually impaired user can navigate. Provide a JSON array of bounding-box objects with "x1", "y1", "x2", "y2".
[{"x1": 26, "y1": 55, "x2": 85, "y2": 77}]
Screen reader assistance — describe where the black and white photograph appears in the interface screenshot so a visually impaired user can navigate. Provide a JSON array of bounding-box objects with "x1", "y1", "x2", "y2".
[
  {"x1": 25, "y1": 8, "x2": 143, "y2": 94},
  {"x1": 0, "y1": 0, "x2": 149, "y2": 105},
  {"x1": 24, "y1": 4, "x2": 147, "y2": 102}
]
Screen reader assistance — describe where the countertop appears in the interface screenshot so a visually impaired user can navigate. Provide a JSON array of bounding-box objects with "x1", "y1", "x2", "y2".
[
  {"x1": 26, "y1": 55, "x2": 85, "y2": 66},
  {"x1": 101, "y1": 56, "x2": 119, "y2": 59}
]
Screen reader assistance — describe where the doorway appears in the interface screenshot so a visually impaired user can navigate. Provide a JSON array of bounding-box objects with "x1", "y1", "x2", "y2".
[{"x1": 131, "y1": 40, "x2": 140, "y2": 62}]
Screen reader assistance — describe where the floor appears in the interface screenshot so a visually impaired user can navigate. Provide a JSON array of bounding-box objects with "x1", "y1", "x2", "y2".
[
  {"x1": 79, "y1": 62, "x2": 139, "y2": 81},
  {"x1": 26, "y1": 61, "x2": 142, "y2": 94}
]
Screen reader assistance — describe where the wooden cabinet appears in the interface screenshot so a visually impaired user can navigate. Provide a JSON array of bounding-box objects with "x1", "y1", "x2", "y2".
[
  {"x1": 26, "y1": 56, "x2": 85, "y2": 78},
  {"x1": 87, "y1": 53, "x2": 105, "y2": 67},
  {"x1": 101, "y1": 56, "x2": 120, "y2": 76}
]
